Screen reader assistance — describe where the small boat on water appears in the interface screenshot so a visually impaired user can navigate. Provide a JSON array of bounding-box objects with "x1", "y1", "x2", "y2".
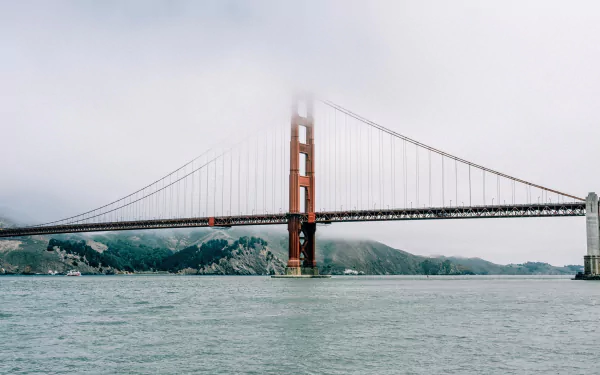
[{"x1": 66, "y1": 270, "x2": 81, "y2": 277}]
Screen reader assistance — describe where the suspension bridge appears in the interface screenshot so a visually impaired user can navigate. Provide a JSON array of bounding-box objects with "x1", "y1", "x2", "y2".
[{"x1": 1, "y1": 94, "x2": 598, "y2": 277}]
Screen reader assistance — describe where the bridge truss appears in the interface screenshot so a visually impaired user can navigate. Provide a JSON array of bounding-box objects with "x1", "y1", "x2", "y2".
[{"x1": 0, "y1": 202, "x2": 585, "y2": 238}]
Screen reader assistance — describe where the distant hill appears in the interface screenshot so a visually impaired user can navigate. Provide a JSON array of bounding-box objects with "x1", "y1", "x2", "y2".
[
  {"x1": 0, "y1": 225, "x2": 582, "y2": 275},
  {"x1": 437, "y1": 256, "x2": 583, "y2": 275}
]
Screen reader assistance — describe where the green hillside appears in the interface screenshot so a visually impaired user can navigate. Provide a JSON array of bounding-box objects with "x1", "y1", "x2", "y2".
[{"x1": 0, "y1": 225, "x2": 583, "y2": 275}]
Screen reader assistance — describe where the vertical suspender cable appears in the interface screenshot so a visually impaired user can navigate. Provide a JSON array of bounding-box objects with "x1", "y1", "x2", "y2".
[
  {"x1": 221, "y1": 156, "x2": 224, "y2": 215},
  {"x1": 483, "y1": 170, "x2": 486, "y2": 205},
  {"x1": 282, "y1": 122, "x2": 284, "y2": 211},
  {"x1": 345, "y1": 115, "x2": 348, "y2": 209},
  {"x1": 442, "y1": 156, "x2": 445, "y2": 207},
  {"x1": 230, "y1": 150, "x2": 233, "y2": 215},
  {"x1": 238, "y1": 147, "x2": 241, "y2": 215},
  {"x1": 455, "y1": 159, "x2": 457, "y2": 207},
  {"x1": 334, "y1": 111, "x2": 337, "y2": 210},
  {"x1": 513, "y1": 181, "x2": 515, "y2": 205},
  {"x1": 380, "y1": 130, "x2": 383, "y2": 209},
  {"x1": 469, "y1": 165, "x2": 472, "y2": 206},
  {"x1": 329, "y1": 111, "x2": 332, "y2": 210},
  {"x1": 213, "y1": 159, "x2": 217, "y2": 215},
  {"x1": 272, "y1": 131, "x2": 275, "y2": 212},
  {"x1": 498, "y1": 176, "x2": 502, "y2": 204},
  {"x1": 263, "y1": 133, "x2": 268, "y2": 213},
  {"x1": 416, "y1": 146, "x2": 419, "y2": 207},
  {"x1": 358, "y1": 120, "x2": 361, "y2": 209},
  {"x1": 368, "y1": 124, "x2": 371, "y2": 209},
  {"x1": 206, "y1": 155, "x2": 210, "y2": 215},
  {"x1": 255, "y1": 136, "x2": 258, "y2": 214},
  {"x1": 246, "y1": 143, "x2": 250, "y2": 214},
  {"x1": 392, "y1": 134, "x2": 395, "y2": 208},
  {"x1": 428, "y1": 150, "x2": 431, "y2": 206},
  {"x1": 349, "y1": 116, "x2": 352, "y2": 210},
  {"x1": 497, "y1": 175, "x2": 500, "y2": 206},
  {"x1": 403, "y1": 139, "x2": 407, "y2": 208}
]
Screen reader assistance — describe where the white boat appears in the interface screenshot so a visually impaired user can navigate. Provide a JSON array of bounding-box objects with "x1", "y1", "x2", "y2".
[{"x1": 66, "y1": 270, "x2": 81, "y2": 277}]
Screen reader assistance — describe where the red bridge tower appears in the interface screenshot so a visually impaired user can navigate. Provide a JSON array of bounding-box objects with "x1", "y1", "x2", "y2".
[{"x1": 285, "y1": 94, "x2": 319, "y2": 276}]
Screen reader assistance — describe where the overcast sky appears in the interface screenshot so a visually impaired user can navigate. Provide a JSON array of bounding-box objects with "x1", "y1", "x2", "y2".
[{"x1": 2, "y1": 0, "x2": 599, "y2": 266}]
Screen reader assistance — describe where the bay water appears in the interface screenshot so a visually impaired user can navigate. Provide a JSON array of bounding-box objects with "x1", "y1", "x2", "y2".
[{"x1": 1, "y1": 275, "x2": 598, "y2": 374}]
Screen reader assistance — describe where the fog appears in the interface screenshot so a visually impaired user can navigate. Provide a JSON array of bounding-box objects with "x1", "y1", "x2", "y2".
[{"x1": 2, "y1": 0, "x2": 599, "y2": 265}]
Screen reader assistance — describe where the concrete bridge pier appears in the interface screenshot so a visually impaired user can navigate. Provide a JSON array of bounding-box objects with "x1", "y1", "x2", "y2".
[{"x1": 584, "y1": 192, "x2": 600, "y2": 276}]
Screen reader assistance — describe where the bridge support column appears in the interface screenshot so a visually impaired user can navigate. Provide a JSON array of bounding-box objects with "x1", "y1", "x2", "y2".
[
  {"x1": 286, "y1": 215, "x2": 302, "y2": 275},
  {"x1": 584, "y1": 192, "x2": 600, "y2": 276},
  {"x1": 277, "y1": 93, "x2": 328, "y2": 278}
]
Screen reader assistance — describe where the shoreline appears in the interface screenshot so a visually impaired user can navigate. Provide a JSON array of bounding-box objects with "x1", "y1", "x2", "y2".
[{"x1": 0, "y1": 274, "x2": 578, "y2": 278}]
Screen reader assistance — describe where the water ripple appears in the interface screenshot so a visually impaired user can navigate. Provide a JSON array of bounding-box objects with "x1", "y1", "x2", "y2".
[{"x1": 0, "y1": 275, "x2": 597, "y2": 375}]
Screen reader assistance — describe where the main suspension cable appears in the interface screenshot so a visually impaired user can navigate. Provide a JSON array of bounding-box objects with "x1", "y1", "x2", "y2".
[{"x1": 320, "y1": 99, "x2": 584, "y2": 202}]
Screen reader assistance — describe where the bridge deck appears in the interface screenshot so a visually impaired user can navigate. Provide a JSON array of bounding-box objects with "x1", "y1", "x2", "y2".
[{"x1": 0, "y1": 203, "x2": 586, "y2": 238}]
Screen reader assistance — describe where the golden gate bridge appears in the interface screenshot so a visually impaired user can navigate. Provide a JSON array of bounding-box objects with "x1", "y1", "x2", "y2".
[{"x1": 1, "y1": 94, "x2": 598, "y2": 277}]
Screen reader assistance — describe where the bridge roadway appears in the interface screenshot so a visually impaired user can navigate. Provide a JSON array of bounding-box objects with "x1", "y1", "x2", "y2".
[{"x1": 0, "y1": 202, "x2": 586, "y2": 238}]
